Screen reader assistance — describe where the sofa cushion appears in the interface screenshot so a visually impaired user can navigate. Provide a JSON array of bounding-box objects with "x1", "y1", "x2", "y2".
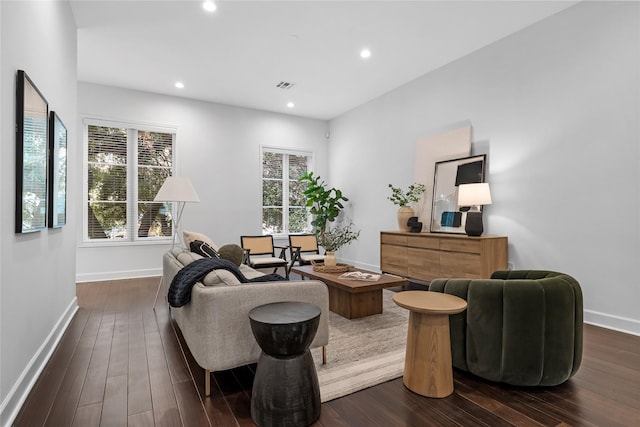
[
  {"x1": 190, "y1": 240, "x2": 220, "y2": 258},
  {"x1": 175, "y1": 249, "x2": 203, "y2": 266},
  {"x1": 240, "y1": 264, "x2": 265, "y2": 280},
  {"x1": 183, "y1": 230, "x2": 218, "y2": 250},
  {"x1": 203, "y1": 269, "x2": 243, "y2": 286}
]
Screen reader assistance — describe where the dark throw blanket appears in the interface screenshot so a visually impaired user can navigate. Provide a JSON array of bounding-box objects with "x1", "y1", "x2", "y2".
[{"x1": 168, "y1": 257, "x2": 286, "y2": 307}]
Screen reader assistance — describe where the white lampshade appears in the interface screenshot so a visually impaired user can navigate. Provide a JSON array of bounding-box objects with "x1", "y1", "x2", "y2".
[
  {"x1": 458, "y1": 183, "x2": 492, "y2": 206},
  {"x1": 154, "y1": 176, "x2": 200, "y2": 203}
]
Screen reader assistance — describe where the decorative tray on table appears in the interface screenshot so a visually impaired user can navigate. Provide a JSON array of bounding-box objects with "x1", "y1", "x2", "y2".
[{"x1": 311, "y1": 262, "x2": 350, "y2": 273}]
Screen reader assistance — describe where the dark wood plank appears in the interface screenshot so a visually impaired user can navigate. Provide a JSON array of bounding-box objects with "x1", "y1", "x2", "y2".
[
  {"x1": 334, "y1": 381, "x2": 423, "y2": 427},
  {"x1": 128, "y1": 311, "x2": 153, "y2": 416},
  {"x1": 72, "y1": 402, "x2": 101, "y2": 427},
  {"x1": 77, "y1": 311, "x2": 113, "y2": 406},
  {"x1": 100, "y1": 375, "x2": 128, "y2": 426},
  {"x1": 381, "y1": 379, "x2": 466, "y2": 427},
  {"x1": 128, "y1": 410, "x2": 155, "y2": 427},
  {"x1": 171, "y1": 322, "x2": 240, "y2": 426},
  {"x1": 454, "y1": 378, "x2": 545, "y2": 427},
  {"x1": 44, "y1": 333, "x2": 97, "y2": 427},
  {"x1": 456, "y1": 372, "x2": 566, "y2": 426},
  {"x1": 314, "y1": 403, "x2": 352, "y2": 427},
  {"x1": 323, "y1": 391, "x2": 387, "y2": 427},
  {"x1": 107, "y1": 311, "x2": 128, "y2": 378},
  {"x1": 173, "y1": 380, "x2": 212, "y2": 427},
  {"x1": 145, "y1": 330, "x2": 182, "y2": 426},
  {"x1": 153, "y1": 306, "x2": 192, "y2": 385},
  {"x1": 13, "y1": 308, "x2": 90, "y2": 427},
  {"x1": 213, "y1": 369, "x2": 255, "y2": 426}
]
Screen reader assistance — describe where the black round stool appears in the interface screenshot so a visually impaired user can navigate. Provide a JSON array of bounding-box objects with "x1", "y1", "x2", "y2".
[{"x1": 249, "y1": 301, "x2": 321, "y2": 427}]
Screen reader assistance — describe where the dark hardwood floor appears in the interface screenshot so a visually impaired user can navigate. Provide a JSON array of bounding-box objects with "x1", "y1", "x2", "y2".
[{"x1": 14, "y1": 276, "x2": 640, "y2": 426}]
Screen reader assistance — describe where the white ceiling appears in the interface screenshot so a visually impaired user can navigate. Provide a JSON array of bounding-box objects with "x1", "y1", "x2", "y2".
[{"x1": 70, "y1": 1, "x2": 577, "y2": 120}]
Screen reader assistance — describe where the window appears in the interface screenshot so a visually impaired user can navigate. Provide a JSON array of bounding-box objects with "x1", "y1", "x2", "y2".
[
  {"x1": 85, "y1": 120, "x2": 175, "y2": 242},
  {"x1": 261, "y1": 147, "x2": 312, "y2": 235}
]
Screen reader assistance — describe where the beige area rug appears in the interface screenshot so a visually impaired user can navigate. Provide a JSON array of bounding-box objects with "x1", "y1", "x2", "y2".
[{"x1": 310, "y1": 289, "x2": 409, "y2": 402}]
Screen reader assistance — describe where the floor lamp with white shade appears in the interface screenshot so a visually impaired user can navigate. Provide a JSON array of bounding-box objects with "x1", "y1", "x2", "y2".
[{"x1": 152, "y1": 176, "x2": 200, "y2": 309}]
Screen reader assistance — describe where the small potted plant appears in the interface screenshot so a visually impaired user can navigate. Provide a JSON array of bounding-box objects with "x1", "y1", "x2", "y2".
[
  {"x1": 316, "y1": 223, "x2": 360, "y2": 265},
  {"x1": 388, "y1": 183, "x2": 427, "y2": 231}
]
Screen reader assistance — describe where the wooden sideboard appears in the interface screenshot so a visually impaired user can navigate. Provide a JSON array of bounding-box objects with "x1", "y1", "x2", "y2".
[{"x1": 380, "y1": 231, "x2": 508, "y2": 282}]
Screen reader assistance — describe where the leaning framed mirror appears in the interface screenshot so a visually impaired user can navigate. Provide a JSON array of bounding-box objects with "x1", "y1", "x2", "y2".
[
  {"x1": 16, "y1": 70, "x2": 49, "y2": 233},
  {"x1": 430, "y1": 154, "x2": 486, "y2": 234}
]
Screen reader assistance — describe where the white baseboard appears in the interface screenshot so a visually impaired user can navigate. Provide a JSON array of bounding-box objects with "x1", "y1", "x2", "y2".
[
  {"x1": 584, "y1": 309, "x2": 640, "y2": 336},
  {"x1": 0, "y1": 298, "x2": 78, "y2": 427},
  {"x1": 338, "y1": 258, "x2": 380, "y2": 272},
  {"x1": 76, "y1": 268, "x2": 161, "y2": 283}
]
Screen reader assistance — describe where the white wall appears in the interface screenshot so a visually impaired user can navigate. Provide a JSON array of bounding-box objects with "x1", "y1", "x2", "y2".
[
  {"x1": 1, "y1": 2, "x2": 78, "y2": 425},
  {"x1": 329, "y1": 2, "x2": 639, "y2": 335},
  {"x1": 76, "y1": 83, "x2": 329, "y2": 282}
]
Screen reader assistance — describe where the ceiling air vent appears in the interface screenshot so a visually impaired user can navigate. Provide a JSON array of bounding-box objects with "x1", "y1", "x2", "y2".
[{"x1": 276, "y1": 81, "x2": 295, "y2": 90}]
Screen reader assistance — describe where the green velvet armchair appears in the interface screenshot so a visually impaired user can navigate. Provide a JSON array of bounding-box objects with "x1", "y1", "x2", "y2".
[{"x1": 429, "y1": 270, "x2": 583, "y2": 386}]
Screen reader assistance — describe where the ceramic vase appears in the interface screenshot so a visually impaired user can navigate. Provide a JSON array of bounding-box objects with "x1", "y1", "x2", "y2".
[
  {"x1": 324, "y1": 251, "x2": 337, "y2": 267},
  {"x1": 397, "y1": 206, "x2": 414, "y2": 232}
]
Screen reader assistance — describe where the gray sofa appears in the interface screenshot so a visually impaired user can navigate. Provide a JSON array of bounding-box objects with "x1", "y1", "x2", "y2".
[{"x1": 162, "y1": 248, "x2": 330, "y2": 396}]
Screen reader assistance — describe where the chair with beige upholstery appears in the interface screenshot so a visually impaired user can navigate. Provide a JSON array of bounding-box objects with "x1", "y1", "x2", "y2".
[
  {"x1": 288, "y1": 233, "x2": 326, "y2": 274},
  {"x1": 240, "y1": 235, "x2": 289, "y2": 279}
]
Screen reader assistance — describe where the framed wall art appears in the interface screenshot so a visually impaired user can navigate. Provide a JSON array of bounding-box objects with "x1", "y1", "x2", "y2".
[
  {"x1": 16, "y1": 70, "x2": 49, "y2": 233},
  {"x1": 48, "y1": 111, "x2": 67, "y2": 227},
  {"x1": 430, "y1": 154, "x2": 486, "y2": 234}
]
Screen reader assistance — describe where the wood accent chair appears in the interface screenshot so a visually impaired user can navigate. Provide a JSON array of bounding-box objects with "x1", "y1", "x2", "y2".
[
  {"x1": 240, "y1": 235, "x2": 289, "y2": 279},
  {"x1": 288, "y1": 233, "x2": 326, "y2": 274}
]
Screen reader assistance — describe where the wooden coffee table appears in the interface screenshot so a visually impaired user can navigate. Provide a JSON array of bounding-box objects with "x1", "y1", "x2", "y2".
[
  {"x1": 291, "y1": 265, "x2": 407, "y2": 319},
  {"x1": 392, "y1": 291, "x2": 467, "y2": 398}
]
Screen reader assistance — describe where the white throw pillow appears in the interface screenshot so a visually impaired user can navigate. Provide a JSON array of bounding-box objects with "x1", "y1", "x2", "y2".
[{"x1": 183, "y1": 230, "x2": 218, "y2": 250}]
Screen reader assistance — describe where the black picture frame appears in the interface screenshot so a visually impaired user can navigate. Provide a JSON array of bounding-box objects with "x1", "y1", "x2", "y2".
[
  {"x1": 48, "y1": 111, "x2": 67, "y2": 228},
  {"x1": 16, "y1": 70, "x2": 49, "y2": 233},
  {"x1": 430, "y1": 154, "x2": 486, "y2": 234}
]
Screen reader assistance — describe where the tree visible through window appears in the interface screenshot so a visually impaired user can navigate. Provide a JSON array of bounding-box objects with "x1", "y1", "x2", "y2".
[
  {"x1": 262, "y1": 148, "x2": 311, "y2": 235},
  {"x1": 86, "y1": 123, "x2": 174, "y2": 241}
]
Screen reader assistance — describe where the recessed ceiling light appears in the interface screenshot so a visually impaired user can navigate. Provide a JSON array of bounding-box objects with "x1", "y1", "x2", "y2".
[
  {"x1": 175, "y1": 81, "x2": 185, "y2": 89},
  {"x1": 287, "y1": 102, "x2": 295, "y2": 108},
  {"x1": 360, "y1": 49, "x2": 371, "y2": 59},
  {"x1": 202, "y1": 1, "x2": 217, "y2": 12}
]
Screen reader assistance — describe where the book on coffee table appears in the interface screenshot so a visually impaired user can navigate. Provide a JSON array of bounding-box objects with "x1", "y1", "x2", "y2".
[{"x1": 338, "y1": 271, "x2": 381, "y2": 281}]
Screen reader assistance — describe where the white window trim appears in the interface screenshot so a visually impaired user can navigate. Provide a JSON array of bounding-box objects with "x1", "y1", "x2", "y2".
[
  {"x1": 81, "y1": 117, "x2": 178, "y2": 246},
  {"x1": 260, "y1": 146, "x2": 314, "y2": 238}
]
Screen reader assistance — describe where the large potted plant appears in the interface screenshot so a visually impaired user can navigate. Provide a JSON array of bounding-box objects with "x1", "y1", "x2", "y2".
[
  {"x1": 299, "y1": 172, "x2": 360, "y2": 266},
  {"x1": 387, "y1": 183, "x2": 427, "y2": 231}
]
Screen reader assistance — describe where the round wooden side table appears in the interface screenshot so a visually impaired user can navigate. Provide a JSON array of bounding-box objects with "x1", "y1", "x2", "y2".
[
  {"x1": 393, "y1": 290, "x2": 467, "y2": 398},
  {"x1": 249, "y1": 301, "x2": 321, "y2": 427}
]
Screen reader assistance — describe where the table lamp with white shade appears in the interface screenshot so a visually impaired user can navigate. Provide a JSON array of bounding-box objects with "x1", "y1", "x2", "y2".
[
  {"x1": 154, "y1": 176, "x2": 200, "y2": 249},
  {"x1": 153, "y1": 176, "x2": 199, "y2": 309},
  {"x1": 457, "y1": 183, "x2": 492, "y2": 236}
]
